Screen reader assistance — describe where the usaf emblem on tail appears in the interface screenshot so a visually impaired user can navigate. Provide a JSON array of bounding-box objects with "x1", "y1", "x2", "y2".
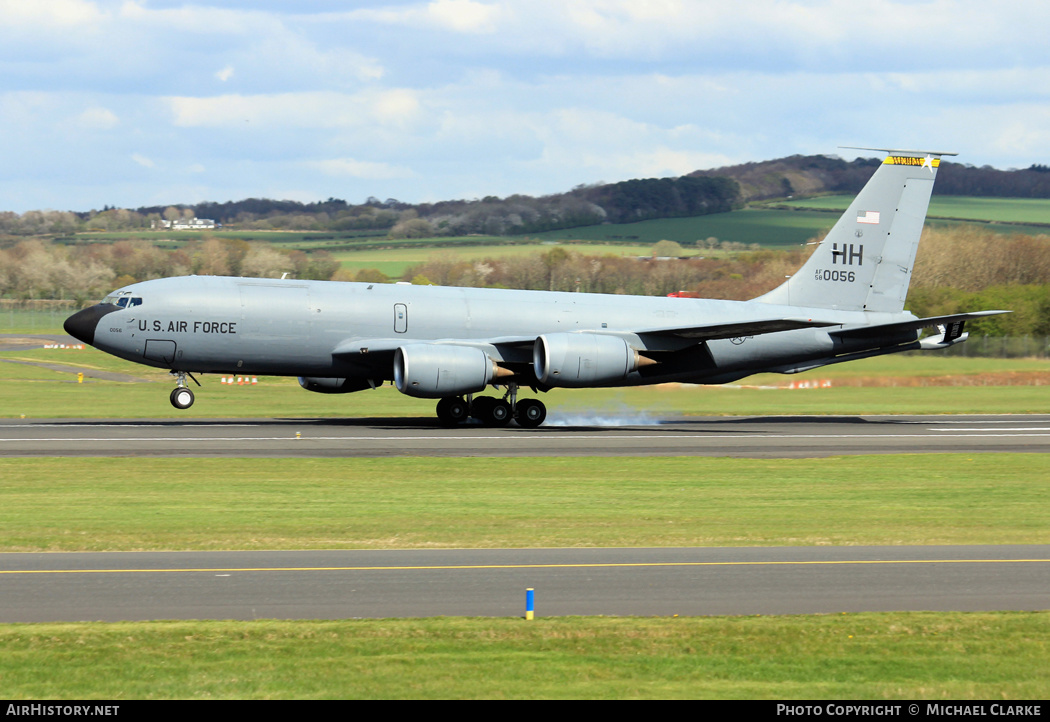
[{"x1": 65, "y1": 148, "x2": 1008, "y2": 427}]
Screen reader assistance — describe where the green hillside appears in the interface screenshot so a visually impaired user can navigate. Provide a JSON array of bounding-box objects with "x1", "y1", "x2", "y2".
[
  {"x1": 520, "y1": 209, "x2": 835, "y2": 248},
  {"x1": 770, "y1": 195, "x2": 1050, "y2": 227},
  {"x1": 514, "y1": 201, "x2": 1042, "y2": 249}
]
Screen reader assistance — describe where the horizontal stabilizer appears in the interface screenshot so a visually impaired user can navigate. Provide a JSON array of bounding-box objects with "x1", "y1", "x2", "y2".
[
  {"x1": 830, "y1": 310, "x2": 1010, "y2": 341},
  {"x1": 840, "y1": 146, "x2": 958, "y2": 157}
]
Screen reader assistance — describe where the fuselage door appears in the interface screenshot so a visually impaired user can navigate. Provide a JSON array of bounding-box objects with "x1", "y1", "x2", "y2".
[
  {"x1": 394, "y1": 303, "x2": 408, "y2": 334},
  {"x1": 143, "y1": 339, "x2": 177, "y2": 365}
]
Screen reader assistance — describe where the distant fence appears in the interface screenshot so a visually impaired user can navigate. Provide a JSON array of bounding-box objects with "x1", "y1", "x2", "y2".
[
  {"x1": 1, "y1": 301, "x2": 1048, "y2": 358},
  {"x1": 1, "y1": 300, "x2": 80, "y2": 333}
]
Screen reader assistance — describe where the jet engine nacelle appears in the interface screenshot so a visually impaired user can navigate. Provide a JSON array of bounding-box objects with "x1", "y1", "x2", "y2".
[
  {"x1": 534, "y1": 333, "x2": 648, "y2": 387},
  {"x1": 394, "y1": 344, "x2": 497, "y2": 398},
  {"x1": 297, "y1": 377, "x2": 375, "y2": 394}
]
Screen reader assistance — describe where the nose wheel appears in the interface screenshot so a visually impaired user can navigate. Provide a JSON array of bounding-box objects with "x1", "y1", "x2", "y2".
[
  {"x1": 169, "y1": 371, "x2": 199, "y2": 409},
  {"x1": 170, "y1": 386, "x2": 195, "y2": 409}
]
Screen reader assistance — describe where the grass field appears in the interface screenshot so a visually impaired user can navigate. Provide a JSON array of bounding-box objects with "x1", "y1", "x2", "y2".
[
  {"x1": 2, "y1": 343, "x2": 1049, "y2": 418},
  {"x1": 3, "y1": 613, "x2": 1046, "y2": 699},
  {"x1": 0, "y1": 307, "x2": 75, "y2": 334},
  {"x1": 2, "y1": 452, "x2": 1048, "y2": 698},
  {"x1": 61, "y1": 229, "x2": 387, "y2": 247},
  {"x1": 5, "y1": 376, "x2": 1050, "y2": 419},
  {"x1": 330, "y1": 241, "x2": 660, "y2": 278},
  {"x1": 524, "y1": 208, "x2": 839, "y2": 247},
  {"x1": 1, "y1": 454, "x2": 1047, "y2": 551},
  {"x1": 67, "y1": 212, "x2": 830, "y2": 250},
  {"x1": 774, "y1": 195, "x2": 1050, "y2": 227}
]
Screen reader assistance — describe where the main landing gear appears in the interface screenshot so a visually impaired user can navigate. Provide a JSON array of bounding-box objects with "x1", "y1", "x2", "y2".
[
  {"x1": 169, "y1": 371, "x2": 200, "y2": 410},
  {"x1": 435, "y1": 385, "x2": 547, "y2": 428}
]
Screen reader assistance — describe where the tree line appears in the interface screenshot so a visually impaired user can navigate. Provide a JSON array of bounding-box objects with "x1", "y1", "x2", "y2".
[
  {"x1": 0, "y1": 177, "x2": 739, "y2": 240},
  {"x1": 0, "y1": 238, "x2": 338, "y2": 303},
  {"x1": 691, "y1": 155, "x2": 1050, "y2": 201},
  {"x1": 4, "y1": 153, "x2": 1050, "y2": 240}
]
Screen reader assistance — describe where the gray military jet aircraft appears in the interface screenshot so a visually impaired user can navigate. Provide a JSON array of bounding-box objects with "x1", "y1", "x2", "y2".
[{"x1": 65, "y1": 148, "x2": 1006, "y2": 426}]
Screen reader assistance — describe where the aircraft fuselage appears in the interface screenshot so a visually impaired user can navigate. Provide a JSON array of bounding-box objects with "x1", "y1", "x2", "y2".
[{"x1": 69, "y1": 274, "x2": 915, "y2": 386}]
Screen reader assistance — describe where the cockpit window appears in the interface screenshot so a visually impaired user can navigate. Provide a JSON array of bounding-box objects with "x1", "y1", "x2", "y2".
[{"x1": 102, "y1": 292, "x2": 142, "y2": 307}]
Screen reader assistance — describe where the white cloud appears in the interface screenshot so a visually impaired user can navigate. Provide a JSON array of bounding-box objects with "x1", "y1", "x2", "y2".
[
  {"x1": 0, "y1": 0, "x2": 102, "y2": 26},
  {"x1": 76, "y1": 106, "x2": 119, "y2": 129},
  {"x1": 426, "y1": 0, "x2": 499, "y2": 33},
  {"x1": 624, "y1": 147, "x2": 736, "y2": 178},
  {"x1": 350, "y1": 0, "x2": 501, "y2": 34},
  {"x1": 306, "y1": 158, "x2": 416, "y2": 179},
  {"x1": 3, "y1": 0, "x2": 1050, "y2": 212},
  {"x1": 339, "y1": 0, "x2": 1045, "y2": 72},
  {"x1": 167, "y1": 93, "x2": 332, "y2": 128},
  {"x1": 372, "y1": 89, "x2": 421, "y2": 126},
  {"x1": 116, "y1": 0, "x2": 256, "y2": 36},
  {"x1": 166, "y1": 89, "x2": 424, "y2": 130},
  {"x1": 993, "y1": 117, "x2": 1050, "y2": 160}
]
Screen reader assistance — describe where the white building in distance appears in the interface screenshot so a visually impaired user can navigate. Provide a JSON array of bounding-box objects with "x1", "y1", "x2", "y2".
[{"x1": 151, "y1": 218, "x2": 217, "y2": 230}]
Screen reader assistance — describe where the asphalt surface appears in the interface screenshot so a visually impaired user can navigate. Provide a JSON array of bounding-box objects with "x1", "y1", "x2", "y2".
[
  {"x1": 3, "y1": 414, "x2": 1050, "y2": 457},
  {"x1": 3, "y1": 335, "x2": 1046, "y2": 621},
  {"x1": 0, "y1": 333, "x2": 150, "y2": 382},
  {"x1": 2, "y1": 546, "x2": 1047, "y2": 622}
]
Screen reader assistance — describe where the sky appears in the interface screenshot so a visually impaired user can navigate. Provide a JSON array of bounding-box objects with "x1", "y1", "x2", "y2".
[{"x1": 2, "y1": 0, "x2": 1050, "y2": 213}]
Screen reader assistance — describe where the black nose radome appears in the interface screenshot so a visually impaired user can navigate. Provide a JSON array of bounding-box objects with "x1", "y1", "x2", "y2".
[{"x1": 64, "y1": 304, "x2": 119, "y2": 346}]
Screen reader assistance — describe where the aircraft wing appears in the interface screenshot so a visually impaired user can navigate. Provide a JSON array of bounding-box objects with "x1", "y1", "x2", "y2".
[
  {"x1": 331, "y1": 313, "x2": 1002, "y2": 359},
  {"x1": 635, "y1": 317, "x2": 838, "y2": 340},
  {"x1": 331, "y1": 336, "x2": 537, "y2": 357},
  {"x1": 330, "y1": 319, "x2": 837, "y2": 358}
]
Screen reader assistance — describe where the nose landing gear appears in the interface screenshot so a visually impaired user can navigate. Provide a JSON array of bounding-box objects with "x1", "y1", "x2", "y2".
[{"x1": 169, "y1": 371, "x2": 200, "y2": 410}]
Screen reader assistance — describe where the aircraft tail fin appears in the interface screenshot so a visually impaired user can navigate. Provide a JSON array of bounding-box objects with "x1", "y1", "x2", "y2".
[{"x1": 755, "y1": 148, "x2": 956, "y2": 313}]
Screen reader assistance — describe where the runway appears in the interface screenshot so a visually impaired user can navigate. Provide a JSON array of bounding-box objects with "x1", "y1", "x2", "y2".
[
  {"x1": 3, "y1": 414, "x2": 1047, "y2": 622},
  {"x1": 1, "y1": 546, "x2": 1047, "y2": 623},
  {"x1": 2, "y1": 414, "x2": 1050, "y2": 457}
]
